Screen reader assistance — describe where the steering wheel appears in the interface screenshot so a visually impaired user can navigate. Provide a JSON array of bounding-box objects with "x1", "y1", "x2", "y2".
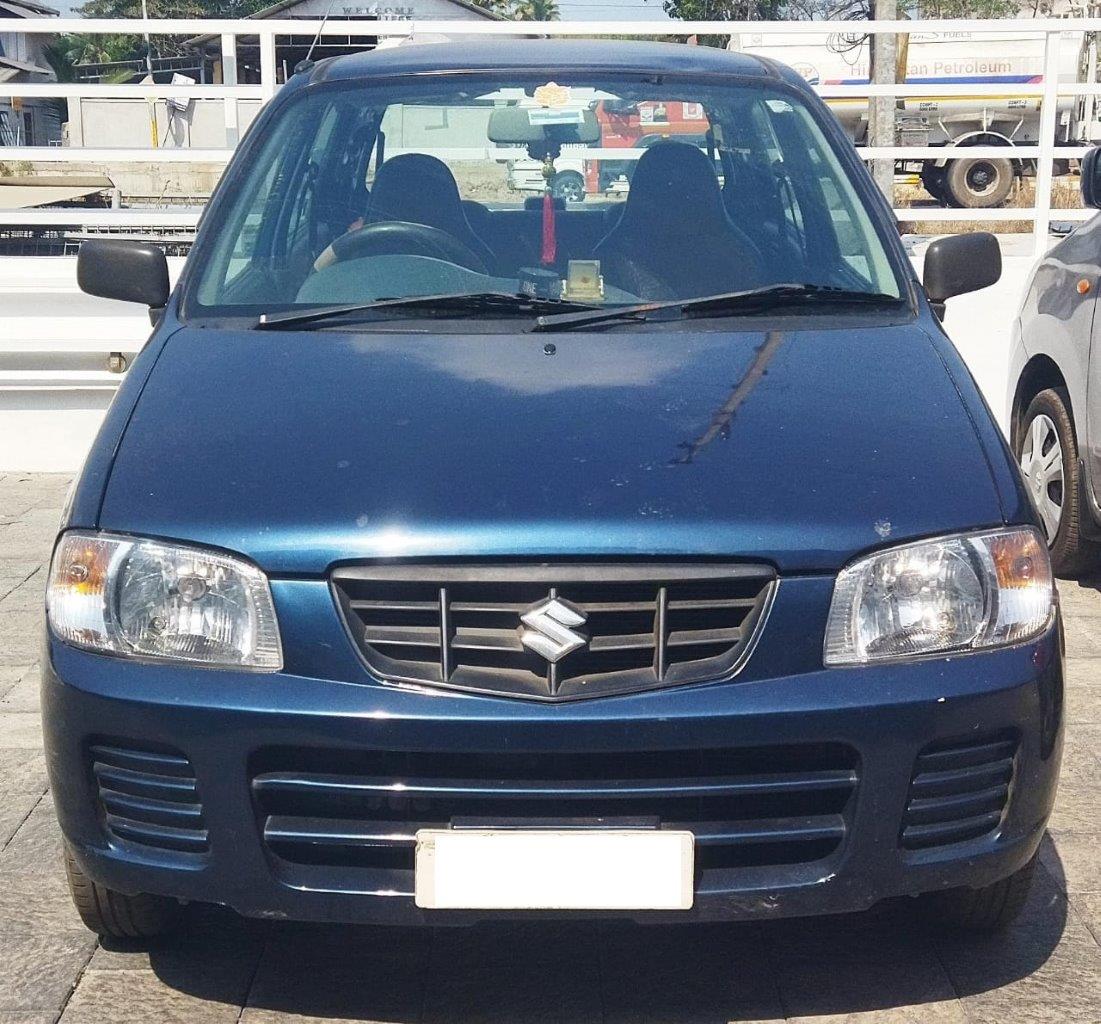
[{"x1": 313, "y1": 220, "x2": 489, "y2": 275}]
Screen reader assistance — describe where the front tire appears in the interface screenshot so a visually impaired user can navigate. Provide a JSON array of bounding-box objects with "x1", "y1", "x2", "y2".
[
  {"x1": 551, "y1": 171, "x2": 585, "y2": 204},
  {"x1": 919, "y1": 854, "x2": 1037, "y2": 932},
  {"x1": 1017, "y1": 387, "x2": 1099, "y2": 576},
  {"x1": 64, "y1": 846, "x2": 179, "y2": 939}
]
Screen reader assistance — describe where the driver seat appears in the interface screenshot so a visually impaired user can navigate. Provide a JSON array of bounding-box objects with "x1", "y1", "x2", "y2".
[
  {"x1": 593, "y1": 142, "x2": 764, "y2": 299},
  {"x1": 366, "y1": 154, "x2": 497, "y2": 272}
]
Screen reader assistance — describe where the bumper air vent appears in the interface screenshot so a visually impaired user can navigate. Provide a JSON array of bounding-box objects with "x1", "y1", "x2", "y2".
[
  {"x1": 901, "y1": 733, "x2": 1018, "y2": 851},
  {"x1": 91, "y1": 742, "x2": 208, "y2": 855}
]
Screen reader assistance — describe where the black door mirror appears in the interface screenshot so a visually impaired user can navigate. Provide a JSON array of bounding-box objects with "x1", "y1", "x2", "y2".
[
  {"x1": 1082, "y1": 146, "x2": 1101, "y2": 208},
  {"x1": 78, "y1": 239, "x2": 170, "y2": 309},
  {"x1": 922, "y1": 232, "x2": 1001, "y2": 320}
]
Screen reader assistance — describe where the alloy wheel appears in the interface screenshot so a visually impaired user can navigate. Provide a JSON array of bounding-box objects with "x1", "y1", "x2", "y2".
[{"x1": 1020, "y1": 413, "x2": 1065, "y2": 542}]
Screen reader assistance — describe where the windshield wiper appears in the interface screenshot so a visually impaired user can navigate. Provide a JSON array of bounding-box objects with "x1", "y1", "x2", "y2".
[
  {"x1": 255, "y1": 291, "x2": 603, "y2": 330},
  {"x1": 529, "y1": 284, "x2": 904, "y2": 333}
]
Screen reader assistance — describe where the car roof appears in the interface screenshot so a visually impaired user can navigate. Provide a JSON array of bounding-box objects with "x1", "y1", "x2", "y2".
[{"x1": 306, "y1": 39, "x2": 802, "y2": 89}]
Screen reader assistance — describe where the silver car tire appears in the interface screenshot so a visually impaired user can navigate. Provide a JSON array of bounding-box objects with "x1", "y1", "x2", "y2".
[{"x1": 1017, "y1": 387, "x2": 1098, "y2": 577}]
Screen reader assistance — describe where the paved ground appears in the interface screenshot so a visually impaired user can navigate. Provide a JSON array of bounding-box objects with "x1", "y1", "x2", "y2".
[{"x1": 1, "y1": 472, "x2": 1099, "y2": 1024}]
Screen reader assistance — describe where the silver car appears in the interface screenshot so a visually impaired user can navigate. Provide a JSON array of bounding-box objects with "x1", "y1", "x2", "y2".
[{"x1": 1010, "y1": 149, "x2": 1101, "y2": 575}]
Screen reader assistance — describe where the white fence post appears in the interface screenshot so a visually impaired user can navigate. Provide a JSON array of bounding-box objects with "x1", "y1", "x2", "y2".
[
  {"x1": 1034, "y1": 29, "x2": 1062, "y2": 257},
  {"x1": 260, "y1": 28, "x2": 277, "y2": 104},
  {"x1": 221, "y1": 32, "x2": 239, "y2": 148}
]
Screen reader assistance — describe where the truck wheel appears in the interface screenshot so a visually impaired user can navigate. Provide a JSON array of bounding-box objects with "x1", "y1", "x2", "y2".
[
  {"x1": 64, "y1": 846, "x2": 179, "y2": 939},
  {"x1": 918, "y1": 854, "x2": 1037, "y2": 932},
  {"x1": 551, "y1": 171, "x2": 585, "y2": 204},
  {"x1": 1017, "y1": 387, "x2": 1099, "y2": 576},
  {"x1": 944, "y1": 156, "x2": 1014, "y2": 208},
  {"x1": 920, "y1": 167, "x2": 948, "y2": 205}
]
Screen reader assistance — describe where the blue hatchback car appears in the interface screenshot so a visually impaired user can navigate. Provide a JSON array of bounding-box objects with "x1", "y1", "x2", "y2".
[{"x1": 47, "y1": 40, "x2": 1062, "y2": 939}]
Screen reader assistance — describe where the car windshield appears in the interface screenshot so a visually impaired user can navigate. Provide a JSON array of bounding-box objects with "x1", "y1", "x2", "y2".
[{"x1": 187, "y1": 71, "x2": 903, "y2": 320}]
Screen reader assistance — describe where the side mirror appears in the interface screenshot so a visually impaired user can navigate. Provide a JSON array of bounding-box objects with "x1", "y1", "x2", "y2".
[
  {"x1": 78, "y1": 239, "x2": 169, "y2": 310},
  {"x1": 922, "y1": 232, "x2": 1001, "y2": 320},
  {"x1": 1082, "y1": 146, "x2": 1101, "y2": 208}
]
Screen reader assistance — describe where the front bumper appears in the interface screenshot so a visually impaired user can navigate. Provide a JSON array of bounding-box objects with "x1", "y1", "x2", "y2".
[{"x1": 43, "y1": 577, "x2": 1064, "y2": 927}]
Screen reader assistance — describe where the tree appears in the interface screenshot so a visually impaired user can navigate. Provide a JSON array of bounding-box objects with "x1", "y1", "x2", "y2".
[
  {"x1": 509, "y1": 0, "x2": 560, "y2": 18},
  {"x1": 73, "y1": 0, "x2": 272, "y2": 62},
  {"x1": 661, "y1": 0, "x2": 799, "y2": 20}
]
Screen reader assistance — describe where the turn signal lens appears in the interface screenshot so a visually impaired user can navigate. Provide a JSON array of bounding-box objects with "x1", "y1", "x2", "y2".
[{"x1": 824, "y1": 527, "x2": 1053, "y2": 666}]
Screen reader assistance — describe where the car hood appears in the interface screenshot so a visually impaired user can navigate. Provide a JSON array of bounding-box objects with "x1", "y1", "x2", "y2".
[{"x1": 99, "y1": 321, "x2": 1004, "y2": 575}]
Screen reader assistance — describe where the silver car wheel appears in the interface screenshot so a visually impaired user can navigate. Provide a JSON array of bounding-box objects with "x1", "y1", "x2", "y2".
[{"x1": 1020, "y1": 412, "x2": 1065, "y2": 543}]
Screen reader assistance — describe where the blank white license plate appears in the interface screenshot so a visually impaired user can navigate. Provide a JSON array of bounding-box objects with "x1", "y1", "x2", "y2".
[{"x1": 414, "y1": 828, "x2": 694, "y2": 911}]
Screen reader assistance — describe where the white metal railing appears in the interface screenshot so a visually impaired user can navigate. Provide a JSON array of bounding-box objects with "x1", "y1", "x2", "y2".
[{"x1": 4, "y1": 17, "x2": 1101, "y2": 252}]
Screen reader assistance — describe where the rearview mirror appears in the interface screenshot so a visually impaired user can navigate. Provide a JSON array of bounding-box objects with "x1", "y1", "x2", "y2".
[
  {"x1": 1082, "y1": 146, "x2": 1101, "y2": 208},
  {"x1": 78, "y1": 239, "x2": 170, "y2": 309},
  {"x1": 922, "y1": 232, "x2": 1001, "y2": 320},
  {"x1": 488, "y1": 106, "x2": 600, "y2": 146}
]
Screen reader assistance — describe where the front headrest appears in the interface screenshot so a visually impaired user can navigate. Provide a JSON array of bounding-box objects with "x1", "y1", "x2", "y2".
[
  {"x1": 621, "y1": 142, "x2": 726, "y2": 225},
  {"x1": 368, "y1": 153, "x2": 464, "y2": 224}
]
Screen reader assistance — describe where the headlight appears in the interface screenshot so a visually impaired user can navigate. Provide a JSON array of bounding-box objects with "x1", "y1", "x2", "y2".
[
  {"x1": 46, "y1": 531, "x2": 282, "y2": 670},
  {"x1": 824, "y1": 527, "x2": 1053, "y2": 666}
]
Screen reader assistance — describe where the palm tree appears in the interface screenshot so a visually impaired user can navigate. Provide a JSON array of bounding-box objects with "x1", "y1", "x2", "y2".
[{"x1": 510, "y1": 0, "x2": 561, "y2": 19}]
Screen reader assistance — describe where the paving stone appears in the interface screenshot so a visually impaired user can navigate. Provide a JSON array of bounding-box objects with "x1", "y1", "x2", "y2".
[
  {"x1": 421, "y1": 922, "x2": 601, "y2": 1024},
  {"x1": 599, "y1": 922, "x2": 785, "y2": 1024},
  {"x1": 1070, "y1": 892, "x2": 1101, "y2": 947},
  {"x1": 1055, "y1": 579, "x2": 1101, "y2": 615},
  {"x1": 1040, "y1": 832, "x2": 1101, "y2": 894},
  {"x1": 0, "y1": 713, "x2": 43, "y2": 749},
  {"x1": 0, "y1": 797, "x2": 89, "y2": 934},
  {"x1": 58, "y1": 969, "x2": 243, "y2": 1024},
  {"x1": 936, "y1": 862, "x2": 1101, "y2": 1024},
  {"x1": 765, "y1": 911, "x2": 963, "y2": 1022},
  {"x1": 0, "y1": 610, "x2": 43, "y2": 666},
  {"x1": 89, "y1": 904, "x2": 265, "y2": 995},
  {"x1": 0, "y1": 748, "x2": 48, "y2": 848},
  {"x1": 0, "y1": 930, "x2": 95, "y2": 1013},
  {"x1": 0, "y1": 663, "x2": 33, "y2": 692},
  {"x1": 1061, "y1": 618, "x2": 1101, "y2": 658},
  {"x1": 243, "y1": 925, "x2": 427, "y2": 1024},
  {"x1": 0, "y1": 572, "x2": 44, "y2": 612},
  {"x1": 0, "y1": 663, "x2": 40, "y2": 712}
]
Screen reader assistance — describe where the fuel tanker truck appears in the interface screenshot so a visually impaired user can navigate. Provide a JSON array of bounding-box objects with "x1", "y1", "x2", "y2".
[{"x1": 728, "y1": 29, "x2": 1101, "y2": 207}]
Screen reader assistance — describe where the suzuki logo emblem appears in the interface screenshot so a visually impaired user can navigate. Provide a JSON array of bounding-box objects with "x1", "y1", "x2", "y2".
[{"x1": 520, "y1": 596, "x2": 588, "y2": 663}]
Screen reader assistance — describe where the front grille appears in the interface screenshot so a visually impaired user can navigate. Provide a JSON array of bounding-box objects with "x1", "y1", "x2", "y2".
[
  {"x1": 900, "y1": 733, "x2": 1018, "y2": 850},
  {"x1": 252, "y1": 743, "x2": 859, "y2": 887},
  {"x1": 332, "y1": 563, "x2": 776, "y2": 700},
  {"x1": 91, "y1": 742, "x2": 208, "y2": 855}
]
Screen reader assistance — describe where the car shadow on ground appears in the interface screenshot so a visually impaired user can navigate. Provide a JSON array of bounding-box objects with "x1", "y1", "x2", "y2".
[{"x1": 109, "y1": 842, "x2": 1070, "y2": 1022}]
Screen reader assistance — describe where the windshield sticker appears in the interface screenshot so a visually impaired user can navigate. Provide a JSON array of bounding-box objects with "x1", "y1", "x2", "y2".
[
  {"x1": 529, "y1": 83, "x2": 583, "y2": 124},
  {"x1": 534, "y1": 82, "x2": 571, "y2": 108},
  {"x1": 528, "y1": 107, "x2": 585, "y2": 126}
]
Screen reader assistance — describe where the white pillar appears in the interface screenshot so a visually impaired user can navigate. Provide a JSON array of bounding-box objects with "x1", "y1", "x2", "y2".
[{"x1": 221, "y1": 32, "x2": 238, "y2": 148}]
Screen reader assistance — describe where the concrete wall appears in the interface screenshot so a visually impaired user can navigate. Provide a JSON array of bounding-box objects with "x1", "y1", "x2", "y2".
[{"x1": 66, "y1": 98, "x2": 263, "y2": 152}]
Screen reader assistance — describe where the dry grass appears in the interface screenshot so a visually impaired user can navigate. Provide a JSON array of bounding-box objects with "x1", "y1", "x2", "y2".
[{"x1": 896, "y1": 176, "x2": 1083, "y2": 235}]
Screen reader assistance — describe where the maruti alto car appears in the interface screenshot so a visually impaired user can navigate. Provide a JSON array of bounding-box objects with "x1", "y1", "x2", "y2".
[{"x1": 46, "y1": 41, "x2": 1062, "y2": 939}]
